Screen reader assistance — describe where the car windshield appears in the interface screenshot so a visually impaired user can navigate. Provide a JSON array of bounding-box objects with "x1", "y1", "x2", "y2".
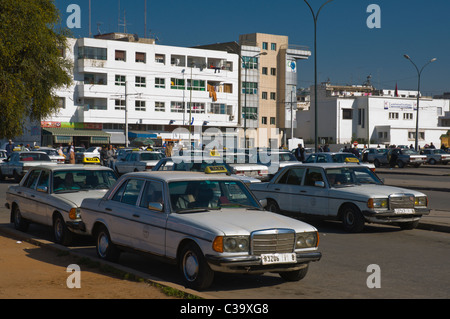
[
  {"x1": 53, "y1": 169, "x2": 118, "y2": 193},
  {"x1": 140, "y1": 152, "x2": 163, "y2": 161},
  {"x1": 325, "y1": 166, "x2": 382, "y2": 187},
  {"x1": 169, "y1": 180, "x2": 260, "y2": 213},
  {"x1": 41, "y1": 149, "x2": 58, "y2": 156}
]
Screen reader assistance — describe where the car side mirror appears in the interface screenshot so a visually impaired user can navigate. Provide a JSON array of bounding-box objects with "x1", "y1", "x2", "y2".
[
  {"x1": 148, "y1": 202, "x2": 163, "y2": 212},
  {"x1": 259, "y1": 199, "x2": 267, "y2": 208},
  {"x1": 37, "y1": 186, "x2": 48, "y2": 193},
  {"x1": 314, "y1": 181, "x2": 325, "y2": 188}
]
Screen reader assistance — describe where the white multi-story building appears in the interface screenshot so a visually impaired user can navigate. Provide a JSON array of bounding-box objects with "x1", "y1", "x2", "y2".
[
  {"x1": 40, "y1": 33, "x2": 239, "y2": 147},
  {"x1": 296, "y1": 83, "x2": 450, "y2": 148}
]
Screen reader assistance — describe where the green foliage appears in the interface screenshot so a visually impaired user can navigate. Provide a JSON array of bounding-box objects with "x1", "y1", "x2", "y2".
[{"x1": 0, "y1": 0, "x2": 72, "y2": 139}]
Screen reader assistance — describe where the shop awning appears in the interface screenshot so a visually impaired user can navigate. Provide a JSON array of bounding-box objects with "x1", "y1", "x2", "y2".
[
  {"x1": 128, "y1": 131, "x2": 158, "y2": 138},
  {"x1": 43, "y1": 128, "x2": 111, "y2": 137}
]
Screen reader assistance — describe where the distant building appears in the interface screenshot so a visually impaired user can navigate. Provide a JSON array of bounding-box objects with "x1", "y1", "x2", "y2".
[{"x1": 296, "y1": 83, "x2": 450, "y2": 147}]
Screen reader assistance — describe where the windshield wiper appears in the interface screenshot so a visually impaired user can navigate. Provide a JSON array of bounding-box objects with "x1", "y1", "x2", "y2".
[{"x1": 220, "y1": 203, "x2": 262, "y2": 210}]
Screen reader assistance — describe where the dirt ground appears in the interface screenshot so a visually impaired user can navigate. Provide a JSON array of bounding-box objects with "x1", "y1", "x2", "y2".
[{"x1": 0, "y1": 234, "x2": 179, "y2": 299}]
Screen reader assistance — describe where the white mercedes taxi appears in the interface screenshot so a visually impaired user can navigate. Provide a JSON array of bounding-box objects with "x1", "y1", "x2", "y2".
[
  {"x1": 5, "y1": 165, "x2": 118, "y2": 245},
  {"x1": 79, "y1": 171, "x2": 321, "y2": 290},
  {"x1": 249, "y1": 163, "x2": 430, "y2": 232}
]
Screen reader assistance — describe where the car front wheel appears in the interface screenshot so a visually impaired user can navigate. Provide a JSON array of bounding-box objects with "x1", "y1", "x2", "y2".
[
  {"x1": 266, "y1": 200, "x2": 280, "y2": 214},
  {"x1": 53, "y1": 213, "x2": 73, "y2": 246},
  {"x1": 279, "y1": 264, "x2": 309, "y2": 281},
  {"x1": 180, "y1": 242, "x2": 214, "y2": 290},
  {"x1": 341, "y1": 204, "x2": 365, "y2": 233}
]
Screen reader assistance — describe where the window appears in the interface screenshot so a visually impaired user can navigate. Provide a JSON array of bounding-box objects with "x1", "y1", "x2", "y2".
[
  {"x1": 262, "y1": 67, "x2": 268, "y2": 75},
  {"x1": 277, "y1": 167, "x2": 305, "y2": 185},
  {"x1": 188, "y1": 102, "x2": 205, "y2": 114},
  {"x1": 37, "y1": 170, "x2": 50, "y2": 190},
  {"x1": 342, "y1": 109, "x2": 353, "y2": 119},
  {"x1": 262, "y1": 92, "x2": 268, "y2": 99},
  {"x1": 171, "y1": 78, "x2": 185, "y2": 90},
  {"x1": 270, "y1": 117, "x2": 276, "y2": 125},
  {"x1": 155, "y1": 78, "x2": 165, "y2": 88},
  {"x1": 358, "y1": 108, "x2": 365, "y2": 128},
  {"x1": 270, "y1": 68, "x2": 276, "y2": 76},
  {"x1": 115, "y1": 99, "x2": 125, "y2": 110},
  {"x1": 403, "y1": 113, "x2": 413, "y2": 120},
  {"x1": 135, "y1": 100, "x2": 146, "y2": 111},
  {"x1": 262, "y1": 117, "x2": 267, "y2": 124},
  {"x1": 187, "y1": 79, "x2": 205, "y2": 91},
  {"x1": 243, "y1": 107, "x2": 257, "y2": 120},
  {"x1": 78, "y1": 46, "x2": 107, "y2": 60},
  {"x1": 112, "y1": 179, "x2": 145, "y2": 205},
  {"x1": 139, "y1": 181, "x2": 164, "y2": 208},
  {"x1": 115, "y1": 75, "x2": 126, "y2": 86},
  {"x1": 408, "y1": 131, "x2": 425, "y2": 140},
  {"x1": 242, "y1": 82, "x2": 258, "y2": 94},
  {"x1": 115, "y1": 50, "x2": 126, "y2": 61},
  {"x1": 171, "y1": 101, "x2": 185, "y2": 113},
  {"x1": 271, "y1": 43, "x2": 276, "y2": 51},
  {"x1": 304, "y1": 168, "x2": 324, "y2": 187},
  {"x1": 270, "y1": 92, "x2": 276, "y2": 100},
  {"x1": 155, "y1": 102, "x2": 165, "y2": 112},
  {"x1": 389, "y1": 112, "x2": 399, "y2": 119},
  {"x1": 242, "y1": 56, "x2": 259, "y2": 69},
  {"x1": 135, "y1": 52, "x2": 146, "y2": 63},
  {"x1": 209, "y1": 103, "x2": 232, "y2": 115},
  {"x1": 135, "y1": 76, "x2": 146, "y2": 87},
  {"x1": 262, "y1": 42, "x2": 268, "y2": 50},
  {"x1": 24, "y1": 170, "x2": 41, "y2": 189},
  {"x1": 155, "y1": 54, "x2": 165, "y2": 64},
  {"x1": 58, "y1": 97, "x2": 65, "y2": 109}
]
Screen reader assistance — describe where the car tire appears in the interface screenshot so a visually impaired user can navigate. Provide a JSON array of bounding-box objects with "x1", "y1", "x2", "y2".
[
  {"x1": 341, "y1": 204, "x2": 365, "y2": 233},
  {"x1": 279, "y1": 264, "x2": 309, "y2": 282},
  {"x1": 53, "y1": 213, "x2": 73, "y2": 246},
  {"x1": 180, "y1": 242, "x2": 214, "y2": 290},
  {"x1": 12, "y1": 206, "x2": 29, "y2": 232},
  {"x1": 429, "y1": 158, "x2": 436, "y2": 165},
  {"x1": 266, "y1": 200, "x2": 280, "y2": 214},
  {"x1": 397, "y1": 160, "x2": 405, "y2": 168},
  {"x1": 95, "y1": 226, "x2": 120, "y2": 262},
  {"x1": 399, "y1": 220, "x2": 420, "y2": 230}
]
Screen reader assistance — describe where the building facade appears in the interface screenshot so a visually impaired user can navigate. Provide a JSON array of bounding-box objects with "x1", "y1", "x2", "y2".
[
  {"x1": 40, "y1": 33, "x2": 239, "y2": 147},
  {"x1": 296, "y1": 83, "x2": 450, "y2": 148}
]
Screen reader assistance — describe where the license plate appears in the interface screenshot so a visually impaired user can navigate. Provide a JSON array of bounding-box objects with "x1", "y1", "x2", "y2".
[
  {"x1": 261, "y1": 253, "x2": 297, "y2": 265},
  {"x1": 394, "y1": 208, "x2": 415, "y2": 214}
]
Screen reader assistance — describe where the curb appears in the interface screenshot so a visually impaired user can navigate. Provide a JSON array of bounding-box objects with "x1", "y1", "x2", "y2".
[{"x1": 0, "y1": 225, "x2": 214, "y2": 300}]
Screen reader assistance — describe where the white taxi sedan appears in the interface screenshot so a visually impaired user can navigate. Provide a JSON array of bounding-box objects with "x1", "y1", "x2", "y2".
[
  {"x1": 5, "y1": 165, "x2": 118, "y2": 245},
  {"x1": 249, "y1": 163, "x2": 430, "y2": 232},
  {"x1": 79, "y1": 171, "x2": 321, "y2": 290}
]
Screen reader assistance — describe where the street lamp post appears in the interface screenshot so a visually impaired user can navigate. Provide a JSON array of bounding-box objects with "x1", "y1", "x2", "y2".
[
  {"x1": 403, "y1": 55, "x2": 437, "y2": 151},
  {"x1": 241, "y1": 51, "x2": 267, "y2": 148},
  {"x1": 304, "y1": 0, "x2": 333, "y2": 152}
]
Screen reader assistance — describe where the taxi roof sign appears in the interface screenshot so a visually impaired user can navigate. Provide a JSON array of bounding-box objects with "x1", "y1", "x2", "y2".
[
  {"x1": 344, "y1": 157, "x2": 359, "y2": 163},
  {"x1": 204, "y1": 165, "x2": 228, "y2": 174}
]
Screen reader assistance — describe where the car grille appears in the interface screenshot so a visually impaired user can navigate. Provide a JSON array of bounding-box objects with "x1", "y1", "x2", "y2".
[
  {"x1": 251, "y1": 229, "x2": 295, "y2": 255},
  {"x1": 389, "y1": 194, "x2": 415, "y2": 209}
]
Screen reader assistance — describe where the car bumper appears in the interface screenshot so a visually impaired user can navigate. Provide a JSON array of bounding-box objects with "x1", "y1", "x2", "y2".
[
  {"x1": 66, "y1": 220, "x2": 86, "y2": 233},
  {"x1": 205, "y1": 251, "x2": 322, "y2": 274},
  {"x1": 362, "y1": 207, "x2": 430, "y2": 224}
]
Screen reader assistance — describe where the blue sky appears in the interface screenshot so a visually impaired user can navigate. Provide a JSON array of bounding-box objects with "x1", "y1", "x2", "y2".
[{"x1": 55, "y1": 0, "x2": 450, "y2": 95}]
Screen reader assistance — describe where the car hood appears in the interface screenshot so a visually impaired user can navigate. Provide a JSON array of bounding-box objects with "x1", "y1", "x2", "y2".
[
  {"x1": 53, "y1": 190, "x2": 109, "y2": 206},
  {"x1": 331, "y1": 184, "x2": 425, "y2": 198},
  {"x1": 171, "y1": 209, "x2": 317, "y2": 236}
]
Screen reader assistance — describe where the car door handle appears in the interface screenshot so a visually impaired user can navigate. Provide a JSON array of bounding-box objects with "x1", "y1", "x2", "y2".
[
  {"x1": 300, "y1": 190, "x2": 307, "y2": 193},
  {"x1": 105, "y1": 208, "x2": 112, "y2": 211},
  {"x1": 30, "y1": 194, "x2": 35, "y2": 198},
  {"x1": 274, "y1": 188, "x2": 280, "y2": 191},
  {"x1": 132, "y1": 214, "x2": 140, "y2": 218}
]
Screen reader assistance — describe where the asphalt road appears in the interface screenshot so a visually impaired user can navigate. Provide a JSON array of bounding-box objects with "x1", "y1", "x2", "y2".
[{"x1": 0, "y1": 166, "x2": 449, "y2": 299}]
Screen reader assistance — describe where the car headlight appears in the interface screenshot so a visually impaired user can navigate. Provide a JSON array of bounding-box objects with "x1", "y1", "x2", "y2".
[
  {"x1": 414, "y1": 196, "x2": 428, "y2": 207},
  {"x1": 368, "y1": 198, "x2": 388, "y2": 209},
  {"x1": 296, "y1": 232, "x2": 319, "y2": 249},
  {"x1": 213, "y1": 236, "x2": 249, "y2": 253}
]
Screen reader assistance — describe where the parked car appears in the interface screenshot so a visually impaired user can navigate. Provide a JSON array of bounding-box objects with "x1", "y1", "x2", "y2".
[
  {"x1": 420, "y1": 148, "x2": 450, "y2": 165},
  {"x1": 79, "y1": 171, "x2": 321, "y2": 290},
  {"x1": 256, "y1": 150, "x2": 300, "y2": 174},
  {"x1": 222, "y1": 153, "x2": 269, "y2": 181},
  {"x1": 373, "y1": 148, "x2": 427, "y2": 168},
  {"x1": 114, "y1": 151, "x2": 164, "y2": 174},
  {"x1": 0, "y1": 149, "x2": 6, "y2": 160},
  {"x1": 0, "y1": 151, "x2": 56, "y2": 182},
  {"x1": 303, "y1": 152, "x2": 375, "y2": 171},
  {"x1": 36, "y1": 147, "x2": 65, "y2": 164},
  {"x1": 361, "y1": 148, "x2": 389, "y2": 163},
  {"x1": 249, "y1": 163, "x2": 430, "y2": 232},
  {"x1": 62, "y1": 146, "x2": 86, "y2": 163},
  {"x1": 152, "y1": 156, "x2": 261, "y2": 184},
  {"x1": 5, "y1": 165, "x2": 118, "y2": 245}
]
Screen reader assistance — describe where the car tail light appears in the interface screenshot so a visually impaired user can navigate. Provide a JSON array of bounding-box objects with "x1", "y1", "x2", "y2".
[
  {"x1": 235, "y1": 170, "x2": 245, "y2": 175},
  {"x1": 258, "y1": 170, "x2": 268, "y2": 176},
  {"x1": 146, "y1": 165, "x2": 154, "y2": 170}
]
